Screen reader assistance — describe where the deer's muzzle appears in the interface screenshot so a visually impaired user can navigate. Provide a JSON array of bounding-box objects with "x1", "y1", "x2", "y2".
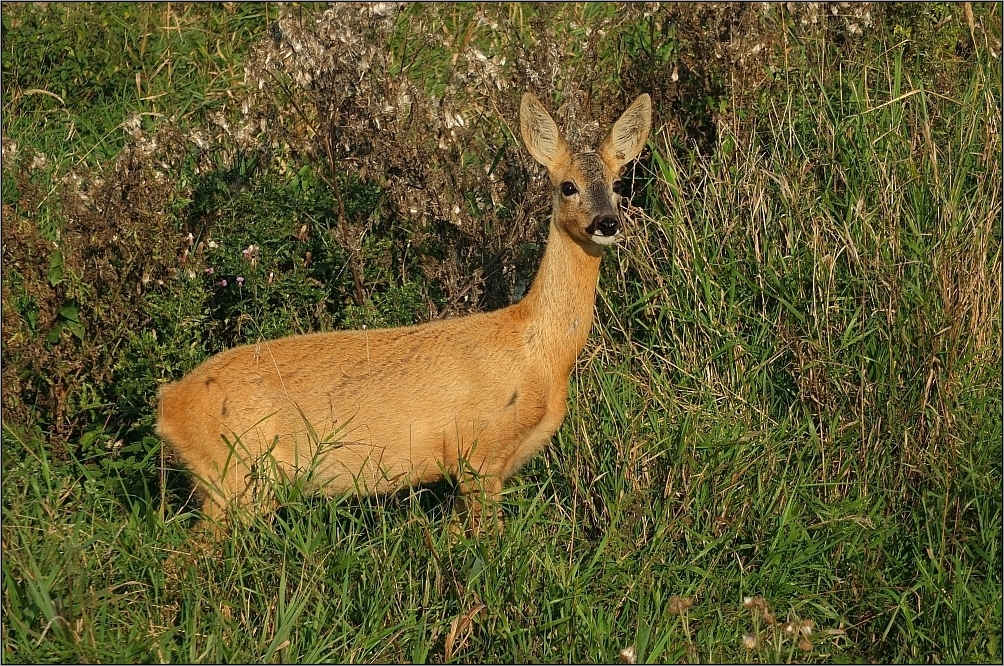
[{"x1": 586, "y1": 215, "x2": 621, "y2": 243}]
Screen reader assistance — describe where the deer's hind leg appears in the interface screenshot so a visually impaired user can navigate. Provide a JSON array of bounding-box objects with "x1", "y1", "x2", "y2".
[{"x1": 177, "y1": 427, "x2": 290, "y2": 530}]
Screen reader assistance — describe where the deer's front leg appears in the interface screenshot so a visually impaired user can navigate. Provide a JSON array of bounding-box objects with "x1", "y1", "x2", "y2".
[{"x1": 454, "y1": 475, "x2": 505, "y2": 536}]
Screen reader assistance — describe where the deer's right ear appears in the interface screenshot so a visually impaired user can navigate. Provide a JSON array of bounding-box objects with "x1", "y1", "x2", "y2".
[{"x1": 520, "y1": 93, "x2": 571, "y2": 173}]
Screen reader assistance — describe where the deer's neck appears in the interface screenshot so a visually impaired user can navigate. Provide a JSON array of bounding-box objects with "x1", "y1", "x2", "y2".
[{"x1": 519, "y1": 221, "x2": 604, "y2": 377}]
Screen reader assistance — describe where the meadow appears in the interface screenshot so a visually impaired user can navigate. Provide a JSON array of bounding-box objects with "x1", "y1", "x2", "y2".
[{"x1": 2, "y1": 2, "x2": 1001, "y2": 662}]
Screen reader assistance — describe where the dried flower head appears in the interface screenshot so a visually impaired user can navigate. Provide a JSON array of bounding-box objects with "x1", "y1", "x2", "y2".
[
  {"x1": 618, "y1": 645, "x2": 637, "y2": 664},
  {"x1": 241, "y1": 244, "x2": 260, "y2": 268},
  {"x1": 742, "y1": 633, "x2": 758, "y2": 650},
  {"x1": 668, "y1": 595, "x2": 694, "y2": 615},
  {"x1": 741, "y1": 595, "x2": 775, "y2": 623},
  {"x1": 30, "y1": 152, "x2": 49, "y2": 171}
]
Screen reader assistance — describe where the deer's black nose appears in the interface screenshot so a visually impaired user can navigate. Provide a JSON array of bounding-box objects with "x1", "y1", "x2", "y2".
[{"x1": 591, "y1": 216, "x2": 620, "y2": 237}]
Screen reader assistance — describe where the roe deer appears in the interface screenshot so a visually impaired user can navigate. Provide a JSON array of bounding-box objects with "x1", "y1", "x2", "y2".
[{"x1": 157, "y1": 92, "x2": 652, "y2": 531}]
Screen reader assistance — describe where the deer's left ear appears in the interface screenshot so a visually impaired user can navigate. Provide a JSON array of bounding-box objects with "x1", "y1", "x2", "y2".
[{"x1": 598, "y1": 94, "x2": 652, "y2": 169}]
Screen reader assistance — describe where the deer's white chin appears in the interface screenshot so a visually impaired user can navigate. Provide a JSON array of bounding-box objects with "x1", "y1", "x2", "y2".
[{"x1": 591, "y1": 232, "x2": 621, "y2": 246}]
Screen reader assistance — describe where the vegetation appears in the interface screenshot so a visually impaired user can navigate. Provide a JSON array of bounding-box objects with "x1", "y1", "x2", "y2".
[{"x1": 2, "y1": 2, "x2": 1001, "y2": 662}]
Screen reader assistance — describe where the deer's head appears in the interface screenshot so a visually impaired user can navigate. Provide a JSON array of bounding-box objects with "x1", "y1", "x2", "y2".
[{"x1": 520, "y1": 92, "x2": 652, "y2": 251}]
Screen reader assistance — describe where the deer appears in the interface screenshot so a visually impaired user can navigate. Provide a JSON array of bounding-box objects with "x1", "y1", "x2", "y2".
[{"x1": 157, "y1": 92, "x2": 652, "y2": 533}]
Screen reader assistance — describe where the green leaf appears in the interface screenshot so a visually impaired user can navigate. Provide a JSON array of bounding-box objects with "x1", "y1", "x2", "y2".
[
  {"x1": 48, "y1": 250, "x2": 63, "y2": 287},
  {"x1": 46, "y1": 321, "x2": 64, "y2": 344},
  {"x1": 59, "y1": 302, "x2": 79, "y2": 322},
  {"x1": 65, "y1": 320, "x2": 86, "y2": 342}
]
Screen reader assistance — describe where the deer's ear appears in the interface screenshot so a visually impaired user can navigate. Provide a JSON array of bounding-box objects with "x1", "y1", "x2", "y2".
[
  {"x1": 520, "y1": 93, "x2": 572, "y2": 173},
  {"x1": 598, "y1": 94, "x2": 652, "y2": 169}
]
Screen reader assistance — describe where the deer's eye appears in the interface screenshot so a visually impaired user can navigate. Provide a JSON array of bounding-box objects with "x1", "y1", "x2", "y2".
[
  {"x1": 560, "y1": 182, "x2": 578, "y2": 197},
  {"x1": 612, "y1": 179, "x2": 626, "y2": 195}
]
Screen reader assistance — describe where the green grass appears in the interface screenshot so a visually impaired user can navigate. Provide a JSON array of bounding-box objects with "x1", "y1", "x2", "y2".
[
  {"x1": 3, "y1": 3, "x2": 273, "y2": 164},
  {"x1": 3, "y1": 2, "x2": 1001, "y2": 663}
]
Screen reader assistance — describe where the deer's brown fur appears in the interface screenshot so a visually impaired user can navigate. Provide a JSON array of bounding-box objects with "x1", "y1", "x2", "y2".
[{"x1": 157, "y1": 92, "x2": 652, "y2": 529}]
